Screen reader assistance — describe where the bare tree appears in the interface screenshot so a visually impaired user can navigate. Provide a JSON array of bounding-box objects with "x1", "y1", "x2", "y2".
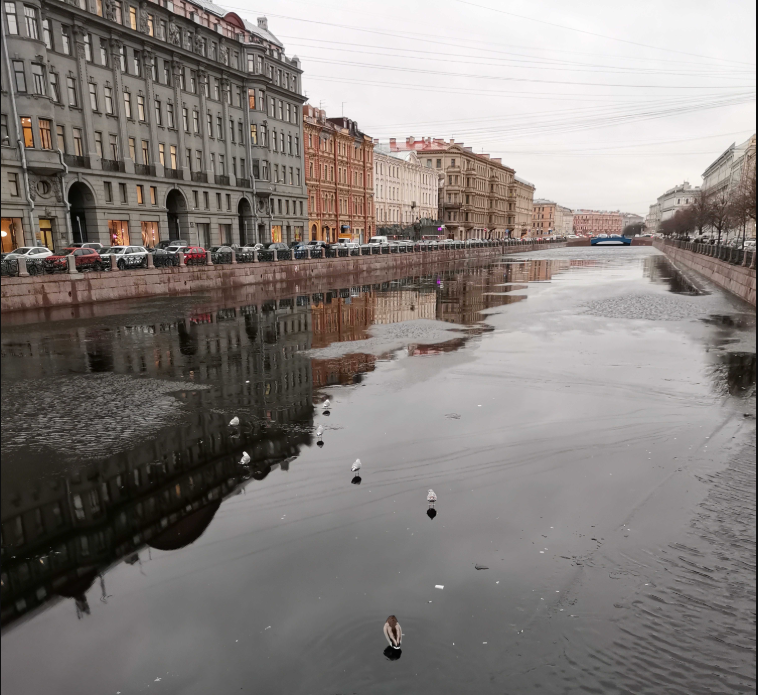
[
  {"x1": 622, "y1": 222, "x2": 646, "y2": 237},
  {"x1": 706, "y1": 191, "x2": 734, "y2": 245},
  {"x1": 688, "y1": 190, "x2": 711, "y2": 238},
  {"x1": 660, "y1": 208, "x2": 695, "y2": 239},
  {"x1": 729, "y1": 165, "x2": 757, "y2": 248}
]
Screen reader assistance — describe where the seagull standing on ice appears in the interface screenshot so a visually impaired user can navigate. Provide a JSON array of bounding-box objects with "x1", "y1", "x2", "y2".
[
  {"x1": 316, "y1": 425, "x2": 324, "y2": 438},
  {"x1": 322, "y1": 399, "x2": 331, "y2": 410},
  {"x1": 427, "y1": 489, "x2": 437, "y2": 505},
  {"x1": 383, "y1": 616, "x2": 402, "y2": 649},
  {"x1": 239, "y1": 451, "x2": 250, "y2": 465},
  {"x1": 351, "y1": 459, "x2": 362, "y2": 472},
  {"x1": 229, "y1": 416, "x2": 239, "y2": 427}
]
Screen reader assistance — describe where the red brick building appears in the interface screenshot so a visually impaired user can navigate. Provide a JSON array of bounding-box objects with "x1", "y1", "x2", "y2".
[{"x1": 303, "y1": 106, "x2": 375, "y2": 243}]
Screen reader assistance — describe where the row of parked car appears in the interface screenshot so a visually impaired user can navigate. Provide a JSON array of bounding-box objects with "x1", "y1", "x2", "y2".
[{"x1": 2, "y1": 235, "x2": 540, "y2": 272}]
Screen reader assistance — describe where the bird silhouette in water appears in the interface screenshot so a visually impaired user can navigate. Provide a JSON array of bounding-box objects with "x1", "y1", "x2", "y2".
[
  {"x1": 239, "y1": 451, "x2": 250, "y2": 465},
  {"x1": 229, "y1": 416, "x2": 239, "y2": 427},
  {"x1": 384, "y1": 615, "x2": 402, "y2": 650}
]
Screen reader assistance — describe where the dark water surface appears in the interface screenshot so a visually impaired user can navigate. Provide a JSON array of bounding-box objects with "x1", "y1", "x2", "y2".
[{"x1": 1, "y1": 248, "x2": 755, "y2": 694}]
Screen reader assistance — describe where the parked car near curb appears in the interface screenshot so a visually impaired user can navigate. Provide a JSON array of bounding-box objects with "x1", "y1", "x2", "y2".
[
  {"x1": 99, "y1": 246, "x2": 149, "y2": 268},
  {"x1": 45, "y1": 247, "x2": 104, "y2": 271},
  {"x1": 4, "y1": 247, "x2": 53, "y2": 260}
]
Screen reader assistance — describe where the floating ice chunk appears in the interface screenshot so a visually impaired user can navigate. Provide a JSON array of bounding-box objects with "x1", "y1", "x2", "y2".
[{"x1": 229, "y1": 416, "x2": 239, "y2": 426}]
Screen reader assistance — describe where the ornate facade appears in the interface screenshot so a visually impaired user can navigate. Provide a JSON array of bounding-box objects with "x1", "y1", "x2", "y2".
[
  {"x1": 1, "y1": 1, "x2": 307, "y2": 253},
  {"x1": 303, "y1": 105, "x2": 375, "y2": 244}
]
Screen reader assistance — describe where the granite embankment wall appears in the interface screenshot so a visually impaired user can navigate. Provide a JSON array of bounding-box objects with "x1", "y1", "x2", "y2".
[
  {"x1": 1, "y1": 242, "x2": 565, "y2": 313},
  {"x1": 654, "y1": 240, "x2": 756, "y2": 306}
]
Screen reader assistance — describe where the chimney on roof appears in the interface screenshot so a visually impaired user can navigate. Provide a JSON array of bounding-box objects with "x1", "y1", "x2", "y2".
[
  {"x1": 389, "y1": 138, "x2": 397, "y2": 150},
  {"x1": 257, "y1": 17, "x2": 268, "y2": 30},
  {"x1": 408, "y1": 136, "x2": 415, "y2": 146}
]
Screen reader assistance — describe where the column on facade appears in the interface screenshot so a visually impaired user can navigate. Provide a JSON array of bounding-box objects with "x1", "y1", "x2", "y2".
[
  {"x1": 110, "y1": 38, "x2": 134, "y2": 174},
  {"x1": 198, "y1": 69, "x2": 213, "y2": 182},
  {"x1": 143, "y1": 49, "x2": 163, "y2": 176},
  {"x1": 72, "y1": 24, "x2": 99, "y2": 166},
  {"x1": 171, "y1": 58, "x2": 188, "y2": 181},
  {"x1": 220, "y1": 77, "x2": 235, "y2": 186}
]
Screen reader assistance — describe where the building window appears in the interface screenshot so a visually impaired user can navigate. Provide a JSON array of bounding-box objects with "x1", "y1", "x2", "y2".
[
  {"x1": 38, "y1": 118, "x2": 52, "y2": 149},
  {"x1": 42, "y1": 17, "x2": 53, "y2": 48},
  {"x1": 94, "y1": 131, "x2": 103, "y2": 157},
  {"x1": 141, "y1": 220, "x2": 159, "y2": 246},
  {"x1": 167, "y1": 102, "x2": 174, "y2": 128},
  {"x1": 56, "y1": 124, "x2": 65, "y2": 152},
  {"x1": 4, "y1": 2, "x2": 18, "y2": 33},
  {"x1": 136, "y1": 184, "x2": 144, "y2": 204},
  {"x1": 250, "y1": 124, "x2": 257, "y2": 145},
  {"x1": 182, "y1": 107, "x2": 189, "y2": 131},
  {"x1": 104, "y1": 181, "x2": 113, "y2": 202},
  {"x1": 158, "y1": 143, "x2": 165, "y2": 166},
  {"x1": 8, "y1": 172, "x2": 20, "y2": 196},
  {"x1": 119, "y1": 182, "x2": 127, "y2": 203},
  {"x1": 128, "y1": 137, "x2": 136, "y2": 160},
  {"x1": 31, "y1": 63, "x2": 45, "y2": 94},
  {"x1": 108, "y1": 133, "x2": 118, "y2": 159},
  {"x1": 123, "y1": 91, "x2": 132, "y2": 118},
  {"x1": 23, "y1": 4, "x2": 38, "y2": 39},
  {"x1": 108, "y1": 219, "x2": 129, "y2": 245},
  {"x1": 137, "y1": 95, "x2": 145, "y2": 121},
  {"x1": 149, "y1": 186, "x2": 157, "y2": 205},
  {"x1": 20, "y1": 117, "x2": 33, "y2": 147},
  {"x1": 132, "y1": 50, "x2": 141, "y2": 77},
  {"x1": 83, "y1": 32, "x2": 92, "y2": 62},
  {"x1": 129, "y1": 6, "x2": 137, "y2": 30},
  {"x1": 216, "y1": 116, "x2": 223, "y2": 139},
  {"x1": 154, "y1": 100, "x2": 162, "y2": 126},
  {"x1": 216, "y1": 192, "x2": 221, "y2": 209},
  {"x1": 48, "y1": 71, "x2": 60, "y2": 102},
  {"x1": 12, "y1": 61, "x2": 26, "y2": 93},
  {"x1": 190, "y1": 70, "x2": 196, "y2": 93},
  {"x1": 169, "y1": 145, "x2": 177, "y2": 169},
  {"x1": 193, "y1": 110, "x2": 199, "y2": 133},
  {"x1": 99, "y1": 38, "x2": 109, "y2": 66},
  {"x1": 104, "y1": 86, "x2": 114, "y2": 114},
  {"x1": 207, "y1": 113, "x2": 213, "y2": 137},
  {"x1": 203, "y1": 191, "x2": 209, "y2": 209},
  {"x1": 192, "y1": 190, "x2": 199, "y2": 208},
  {"x1": 73, "y1": 128, "x2": 83, "y2": 156},
  {"x1": 141, "y1": 140, "x2": 149, "y2": 164}
]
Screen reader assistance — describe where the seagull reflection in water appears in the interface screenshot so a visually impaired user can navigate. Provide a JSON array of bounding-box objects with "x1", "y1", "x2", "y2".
[
  {"x1": 383, "y1": 645, "x2": 402, "y2": 661},
  {"x1": 427, "y1": 507, "x2": 437, "y2": 520},
  {"x1": 351, "y1": 475, "x2": 362, "y2": 485}
]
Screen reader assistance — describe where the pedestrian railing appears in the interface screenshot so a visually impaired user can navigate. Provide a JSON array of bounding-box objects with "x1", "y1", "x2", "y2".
[
  {"x1": 663, "y1": 239, "x2": 755, "y2": 268},
  {"x1": 5, "y1": 240, "x2": 570, "y2": 279}
]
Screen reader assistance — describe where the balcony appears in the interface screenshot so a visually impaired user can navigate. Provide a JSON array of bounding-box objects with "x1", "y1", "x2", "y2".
[
  {"x1": 236, "y1": 178, "x2": 251, "y2": 189},
  {"x1": 444, "y1": 201, "x2": 462, "y2": 209},
  {"x1": 191, "y1": 171, "x2": 208, "y2": 183},
  {"x1": 63, "y1": 154, "x2": 90, "y2": 169},
  {"x1": 215, "y1": 174, "x2": 230, "y2": 186},
  {"x1": 25, "y1": 149, "x2": 66, "y2": 175},
  {"x1": 165, "y1": 168, "x2": 182, "y2": 180},
  {"x1": 101, "y1": 159, "x2": 125, "y2": 172},
  {"x1": 134, "y1": 163, "x2": 156, "y2": 177}
]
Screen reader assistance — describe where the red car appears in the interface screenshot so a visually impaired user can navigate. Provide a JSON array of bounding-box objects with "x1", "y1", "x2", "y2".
[
  {"x1": 180, "y1": 246, "x2": 207, "y2": 264},
  {"x1": 45, "y1": 247, "x2": 105, "y2": 271}
]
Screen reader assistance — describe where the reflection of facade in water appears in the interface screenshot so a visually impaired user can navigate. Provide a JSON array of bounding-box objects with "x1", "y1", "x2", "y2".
[
  {"x1": 502, "y1": 259, "x2": 570, "y2": 284},
  {"x1": 1, "y1": 299, "x2": 316, "y2": 629},
  {"x1": 373, "y1": 291, "x2": 437, "y2": 324},
  {"x1": 312, "y1": 353, "x2": 377, "y2": 387},
  {"x1": 310, "y1": 292, "x2": 376, "y2": 348},
  {"x1": 643, "y1": 255, "x2": 701, "y2": 295}
]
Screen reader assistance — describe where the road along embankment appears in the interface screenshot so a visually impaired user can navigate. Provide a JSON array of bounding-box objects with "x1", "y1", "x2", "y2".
[
  {"x1": 1, "y1": 242, "x2": 565, "y2": 314},
  {"x1": 654, "y1": 239, "x2": 755, "y2": 306}
]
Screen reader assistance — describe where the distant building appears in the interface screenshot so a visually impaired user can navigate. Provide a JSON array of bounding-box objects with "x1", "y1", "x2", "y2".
[
  {"x1": 387, "y1": 137, "x2": 517, "y2": 240},
  {"x1": 572, "y1": 210, "x2": 623, "y2": 236},
  {"x1": 303, "y1": 105, "x2": 375, "y2": 243},
  {"x1": 531, "y1": 199, "x2": 573, "y2": 237},
  {"x1": 702, "y1": 134, "x2": 756, "y2": 199},
  {"x1": 373, "y1": 144, "x2": 438, "y2": 233},
  {"x1": 621, "y1": 213, "x2": 645, "y2": 230},
  {"x1": 513, "y1": 177, "x2": 535, "y2": 238},
  {"x1": 646, "y1": 182, "x2": 700, "y2": 233}
]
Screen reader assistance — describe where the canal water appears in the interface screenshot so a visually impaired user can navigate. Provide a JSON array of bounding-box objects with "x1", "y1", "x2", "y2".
[{"x1": 1, "y1": 247, "x2": 755, "y2": 695}]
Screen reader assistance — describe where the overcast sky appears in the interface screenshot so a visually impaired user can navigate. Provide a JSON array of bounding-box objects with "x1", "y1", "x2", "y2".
[{"x1": 234, "y1": 0, "x2": 755, "y2": 214}]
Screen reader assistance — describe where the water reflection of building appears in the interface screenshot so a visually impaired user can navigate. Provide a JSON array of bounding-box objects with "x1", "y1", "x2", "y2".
[{"x1": 1, "y1": 298, "x2": 316, "y2": 629}]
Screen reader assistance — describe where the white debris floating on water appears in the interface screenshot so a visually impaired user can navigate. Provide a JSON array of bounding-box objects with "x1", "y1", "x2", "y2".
[{"x1": 435, "y1": 585, "x2": 444, "y2": 590}]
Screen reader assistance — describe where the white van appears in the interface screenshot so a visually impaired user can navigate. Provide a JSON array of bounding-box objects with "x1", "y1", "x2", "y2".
[{"x1": 368, "y1": 236, "x2": 389, "y2": 246}]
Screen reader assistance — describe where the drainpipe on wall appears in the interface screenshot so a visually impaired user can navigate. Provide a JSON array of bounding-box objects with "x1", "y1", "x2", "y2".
[
  {"x1": 57, "y1": 148, "x2": 73, "y2": 246},
  {"x1": 1, "y1": 13, "x2": 35, "y2": 246}
]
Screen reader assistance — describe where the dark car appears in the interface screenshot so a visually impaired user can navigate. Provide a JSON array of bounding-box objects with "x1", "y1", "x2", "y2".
[
  {"x1": 156, "y1": 239, "x2": 189, "y2": 250},
  {"x1": 45, "y1": 247, "x2": 104, "y2": 271}
]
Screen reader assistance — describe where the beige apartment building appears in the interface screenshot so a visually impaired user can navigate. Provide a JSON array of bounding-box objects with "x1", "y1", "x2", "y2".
[
  {"x1": 513, "y1": 176, "x2": 535, "y2": 238},
  {"x1": 388, "y1": 137, "x2": 516, "y2": 240},
  {"x1": 572, "y1": 210, "x2": 623, "y2": 236},
  {"x1": 532, "y1": 199, "x2": 574, "y2": 237}
]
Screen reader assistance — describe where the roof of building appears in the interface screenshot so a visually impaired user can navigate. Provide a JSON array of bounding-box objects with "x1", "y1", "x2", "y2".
[
  {"x1": 533, "y1": 198, "x2": 556, "y2": 205},
  {"x1": 514, "y1": 176, "x2": 535, "y2": 188}
]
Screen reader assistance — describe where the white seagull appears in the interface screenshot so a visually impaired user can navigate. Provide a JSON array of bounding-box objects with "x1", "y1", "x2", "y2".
[
  {"x1": 322, "y1": 399, "x2": 331, "y2": 409},
  {"x1": 384, "y1": 616, "x2": 402, "y2": 649},
  {"x1": 351, "y1": 458, "x2": 362, "y2": 472},
  {"x1": 427, "y1": 489, "x2": 437, "y2": 504},
  {"x1": 239, "y1": 451, "x2": 250, "y2": 465},
  {"x1": 229, "y1": 416, "x2": 239, "y2": 427},
  {"x1": 316, "y1": 425, "x2": 324, "y2": 437}
]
